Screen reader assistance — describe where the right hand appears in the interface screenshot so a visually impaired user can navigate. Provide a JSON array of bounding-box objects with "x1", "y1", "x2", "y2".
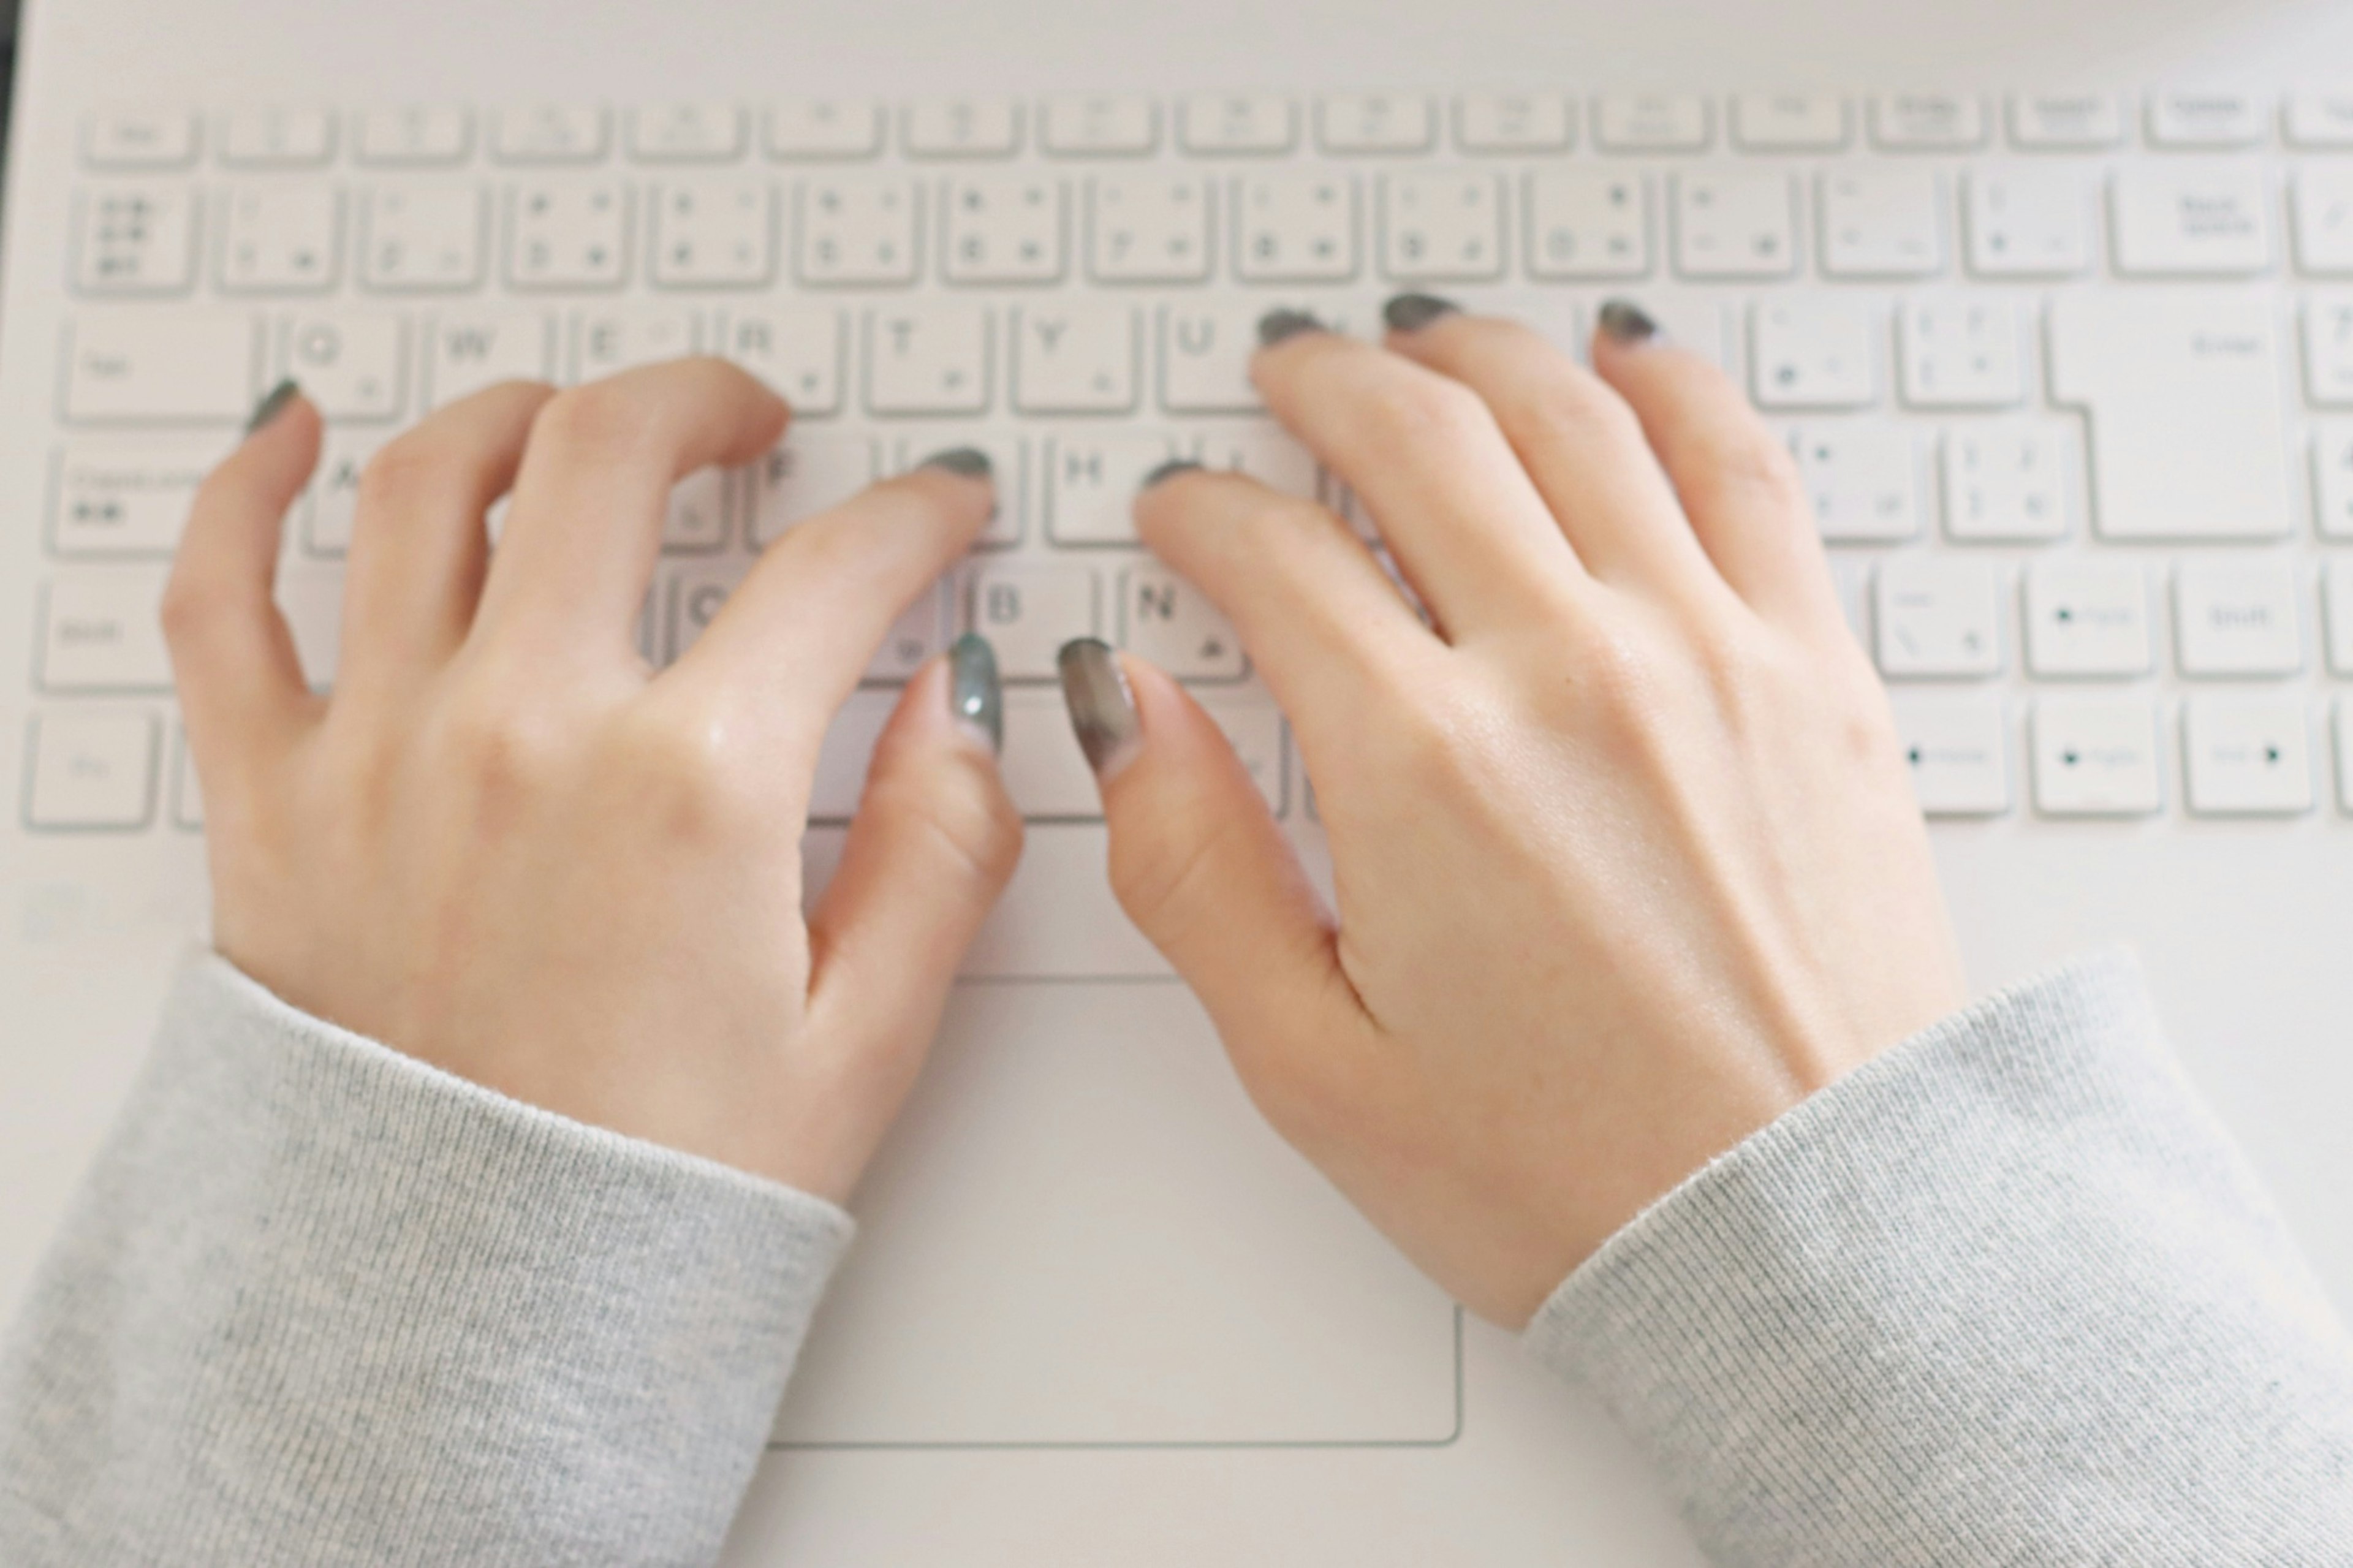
[{"x1": 1069, "y1": 302, "x2": 1966, "y2": 1326}]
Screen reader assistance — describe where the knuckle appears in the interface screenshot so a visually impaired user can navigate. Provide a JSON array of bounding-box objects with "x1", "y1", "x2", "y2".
[
  {"x1": 433, "y1": 680, "x2": 572, "y2": 803},
  {"x1": 1358, "y1": 373, "x2": 1495, "y2": 452},
  {"x1": 357, "y1": 437, "x2": 461, "y2": 515},
  {"x1": 607, "y1": 698, "x2": 768, "y2": 841},
  {"x1": 1694, "y1": 433, "x2": 1806, "y2": 519}
]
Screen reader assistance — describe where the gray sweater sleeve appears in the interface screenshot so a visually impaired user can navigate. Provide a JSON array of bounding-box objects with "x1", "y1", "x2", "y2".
[
  {"x1": 0, "y1": 952, "x2": 853, "y2": 1568},
  {"x1": 1526, "y1": 948, "x2": 2353, "y2": 1564}
]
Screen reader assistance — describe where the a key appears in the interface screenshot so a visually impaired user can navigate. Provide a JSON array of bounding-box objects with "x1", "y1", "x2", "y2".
[
  {"x1": 719, "y1": 307, "x2": 843, "y2": 414},
  {"x1": 1886, "y1": 692, "x2": 2010, "y2": 816},
  {"x1": 1161, "y1": 301, "x2": 1299, "y2": 414},
  {"x1": 74, "y1": 186, "x2": 197, "y2": 295},
  {"x1": 1875, "y1": 556, "x2": 2003, "y2": 678},
  {"x1": 279, "y1": 572, "x2": 347, "y2": 684},
  {"x1": 355, "y1": 105, "x2": 472, "y2": 166},
  {"x1": 281, "y1": 313, "x2": 407, "y2": 422},
  {"x1": 1195, "y1": 700, "x2": 1288, "y2": 814},
  {"x1": 998, "y1": 687, "x2": 1113, "y2": 819},
  {"x1": 361, "y1": 184, "x2": 486, "y2": 292},
  {"x1": 866, "y1": 304, "x2": 992, "y2": 415},
  {"x1": 1789, "y1": 423, "x2": 1920, "y2": 542},
  {"x1": 2146, "y1": 92, "x2": 2264, "y2": 148},
  {"x1": 425, "y1": 309, "x2": 552, "y2": 406},
  {"x1": 662, "y1": 556, "x2": 745, "y2": 664},
  {"x1": 64, "y1": 313, "x2": 256, "y2": 423},
  {"x1": 662, "y1": 468, "x2": 729, "y2": 553},
  {"x1": 1819, "y1": 169, "x2": 1944, "y2": 278},
  {"x1": 2032, "y1": 695, "x2": 2162, "y2": 816},
  {"x1": 1900, "y1": 297, "x2": 2024, "y2": 407},
  {"x1": 650, "y1": 180, "x2": 775, "y2": 287},
  {"x1": 1752, "y1": 297, "x2": 1878, "y2": 409},
  {"x1": 808, "y1": 689, "x2": 901, "y2": 821},
  {"x1": 767, "y1": 99, "x2": 884, "y2": 161},
  {"x1": 83, "y1": 108, "x2": 197, "y2": 169},
  {"x1": 170, "y1": 730, "x2": 203, "y2": 829},
  {"x1": 1120, "y1": 562, "x2": 1246, "y2": 680},
  {"x1": 2048, "y1": 294, "x2": 2291, "y2": 539},
  {"x1": 942, "y1": 174, "x2": 1067, "y2": 284},
  {"x1": 2007, "y1": 93, "x2": 2123, "y2": 149},
  {"x1": 2325, "y1": 557, "x2": 2353, "y2": 673},
  {"x1": 50, "y1": 437, "x2": 229, "y2": 555},
  {"x1": 1942, "y1": 422, "x2": 2072, "y2": 542},
  {"x1": 24, "y1": 710, "x2": 159, "y2": 829},
  {"x1": 1089, "y1": 173, "x2": 1212, "y2": 283},
  {"x1": 506, "y1": 181, "x2": 630, "y2": 289},
  {"x1": 220, "y1": 107, "x2": 335, "y2": 168},
  {"x1": 2174, "y1": 560, "x2": 2302, "y2": 676},
  {"x1": 1595, "y1": 94, "x2": 1711, "y2": 153},
  {"x1": 2024, "y1": 561, "x2": 2150, "y2": 676},
  {"x1": 1455, "y1": 93, "x2": 1573, "y2": 153},
  {"x1": 40, "y1": 570, "x2": 171, "y2": 691},
  {"x1": 2110, "y1": 165, "x2": 2273, "y2": 276},
  {"x1": 1871, "y1": 93, "x2": 1986, "y2": 150},
  {"x1": 1732, "y1": 94, "x2": 1850, "y2": 151},
  {"x1": 629, "y1": 102, "x2": 744, "y2": 163},
  {"x1": 969, "y1": 562, "x2": 1102, "y2": 679},
  {"x1": 1525, "y1": 169, "x2": 1649, "y2": 279},
  {"x1": 1672, "y1": 172, "x2": 1795, "y2": 279},
  {"x1": 219, "y1": 186, "x2": 342, "y2": 293},
  {"x1": 1193, "y1": 423, "x2": 1320, "y2": 499},
  {"x1": 1178, "y1": 93, "x2": 1297, "y2": 156},
  {"x1": 1040, "y1": 95, "x2": 1159, "y2": 157},
  {"x1": 798, "y1": 176, "x2": 920, "y2": 286},
  {"x1": 2336, "y1": 703, "x2": 2353, "y2": 812},
  {"x1": 1381, "y1": 171, "x2": 1504, "y2": 281},
  {"x1": 2305, "y1": 296, "x2": 2353, "y2": 404},
  {"x1": 745, "y1": 433, "x2": 875, "y2": 547},
  {"x1": 1964, "y1": 167, "x2": 2093, "y2": 278},
  {"x1": 303, "y1": 431, "x2": 389, "y2": 557},
  {"x1": 1319, "y1": 93, "x2": 1435, "y2": 154},
  {"x1": 2294, "y1": 167, "x2": 2353, "y2": 276},
  {"x1": 573, "y1": 305, "x2": 698, "y2": 379},
  {"x1": 2289, "y1": 94, "x2": 2353, "y2": 148},
  {"x1": 2183, "y1": 696, "x2": 2312, "y2": 816},
  {"x1": 1047, "y1": 431, "x2": 1184, "y2": 543},
  {"x1": 492, "y1": 105, "x2": 608, "y2": 164},
  {"x1": 905, "y1": 97, "x2": 1022, "y2": 159},
  {"x1": 2316, "y1": 422, "x2": 2353, "y2": 538},
  {"x1": 1013, "y1": 303, "x2": 1137, "y2": 414},
  {"x1": 1234, "y1": 172, "x2": 1359, "y2": 282},
  {"x1": 891, "y1": 433, "x2": 1026, "y2": 547}
]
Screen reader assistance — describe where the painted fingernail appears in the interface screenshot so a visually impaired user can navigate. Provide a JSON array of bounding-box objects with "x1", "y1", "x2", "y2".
[
  {"x1": 919, "y1": 446, "x2": 993, "y2": 479},
  {"x1": 1057, "y1": 638, "x2": 1141, "y2": 778},
  {"x1": 244, "y1": 378, "x2": 301, "y2": 435},
  {"x1": 1257, "y1": 308, "x2": 1325, "y2": 349},
  {"x1": 1140, "y1": 457, "x2": 1204, "y2": 492},
  {"x1": 948, "y1": 632, "x2": 1003, "y2": 755},
  {"x1": 1382, "y1": 292, "x2": 1460, "y2": 333},
  {"x1": 1596, "y1": 300, "x2": 1659, "y2": 346}
]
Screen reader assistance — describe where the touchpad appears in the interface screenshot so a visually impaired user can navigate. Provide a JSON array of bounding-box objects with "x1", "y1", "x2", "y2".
[{"x1": 771, "y1": 981, "x2": 1460, "y2": 1447}]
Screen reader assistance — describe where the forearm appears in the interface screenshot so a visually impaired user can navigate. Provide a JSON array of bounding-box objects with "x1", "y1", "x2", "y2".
[
  {"x1": 0, "y1": 953, "x2": 851, "y2": 1568},
  {"x1": 1526, "y1": 950, "x2": 2353, "y2": 1564}
]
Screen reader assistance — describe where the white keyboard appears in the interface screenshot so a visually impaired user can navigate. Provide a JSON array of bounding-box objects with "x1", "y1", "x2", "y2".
[{"x1": 26, "y1": 87, "x2": 2353, "y2": 875}]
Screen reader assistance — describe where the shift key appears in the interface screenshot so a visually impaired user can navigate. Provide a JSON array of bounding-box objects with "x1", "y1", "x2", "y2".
[{"x1": 64, "y1": 314, "x2": 258, "y2": 423}]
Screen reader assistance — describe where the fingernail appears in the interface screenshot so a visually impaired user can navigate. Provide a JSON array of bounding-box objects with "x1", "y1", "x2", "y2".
[
  {"x1": 1256, "y1": 308, "x2": 1325, "y2": 349},
  {"x1": 1382, "y1": 292, "x2": 1460, "y2": 333},
  {"x1": 919, "y1": 446, "x2": 993, "y2": 480},
  {"x1": 1596, "y1": 300, "x2": 1658, "y2": 347},
  {"x1": 1140, "y1": 456, "x2": 1204, "y2": 492},
  {"x1": 244, "y1": 378, "x2": 300, "y2": 435},
  {"x1": 948, "y1": 632, "x2": 1003, "y2": 756},
  {"x1": 1057, "y1": 638, "x2": 1141, "y2": 779}
]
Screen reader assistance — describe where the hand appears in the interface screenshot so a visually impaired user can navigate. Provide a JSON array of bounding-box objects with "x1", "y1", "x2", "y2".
[
  {"x1": 1067, "y1": 301, "x2": 1964, "y2": 1325},
  {"x1": 166, "y1": 364, "x2": 1021, "y2": 1201}
]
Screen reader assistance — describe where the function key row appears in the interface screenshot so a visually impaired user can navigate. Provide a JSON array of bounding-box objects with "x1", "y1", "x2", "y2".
[{"x1": 83, "y1": 89, "x2": 2353, "y2": 172}]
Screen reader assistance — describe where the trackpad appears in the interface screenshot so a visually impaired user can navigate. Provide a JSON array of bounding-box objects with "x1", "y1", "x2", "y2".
[{"x1": 771, "y1": 981, "x2": 1460, "y2": 1447}]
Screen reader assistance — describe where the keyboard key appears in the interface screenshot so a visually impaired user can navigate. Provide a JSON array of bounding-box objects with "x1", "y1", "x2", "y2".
[
  {"x1": 1595, "y1": 94, "x2": 1710, "y2": 153},
  {"x1": 970, "y1": 561, "x2": 1101, "y2": 679},
  {"x1": 1381, "y1": 171, "x2": 1504, "y2": 281},
  {"x1": 1751, "y1": 296, "x2": 1877, "y2": 409},
  {"x1": 1732, "y1": 93, "x2": 1849, "y2": 151},
  {"x1": 1942, "y1": 422, "x2": 2072, "y2": 542},
  {"x1": 766, "y1": 99, "x2": 884, "y2": 161},
  {"x1": 797, "y1": 176, "x2": 920, "y2": 285},
  {"x1": 2146, "y1": 92, "x2": 2265, "y2": 148},
  {"x1": 2306, "y1": 296, "x2": 2353, "y2": 404},
  {"x1": 2294, "y1": 167, "x2": 2353, "y2": 276},
  {"x1": 1197, "y1": 699, "x2": 1287, "y2": 815},
  {"x1": 2032, "y1": 695, "x2": 2162, "y2": 816},
  {"x1": 2287, "y1": 93, "x2": 2353, "y2": 148},
  {"x1": 1900, "y1": 297, "x2": 2025, "y2": 407},
  {"x1": 1789, "y1": 423, "x2": 1920, "y2": 542},
  {"x1": 1819, "y1": 169, "x2": 1945, "y2": 278},
  {"x1": 355, "y1": 105, "x2": 472, "y2": 166},
  {"x1": 1672, "y1": 171, "x2": 1795, "y2": 279},
  {"x1": 650, "y1": 180, "x2": 776, "y2": 288},
  {"x1": 1192, "y1": 424, "x2": 1320, "y2": 499},
  {"x1": 281, "y1": 312, "x2": 408, "y2": 422},
  {"x1": 2174, "y1": 560, "x2": 2302, "y2": 676},
  {"x1": 278, "y1": 569, "x2": 346, "y2": 689},
  {"x1": 628, "y1": 102, "x2": 744, "y2": 162},
  {"x1": 63, "y1": 314, "x2": 257, "y2": 423},
  {"x1": 572, "y1": 305, "x2": 698, "y2": 380},
  {"x1": 2317, "y1": 423, "x2": 2353, "y2": 539},
  {"x1": 1161, "y1": 301, "x2": 1271, "y2": 414},
  {"x1": 219, "y1": 107, "x2": 335, "y2": 168},
  {"x1": 1887, "y1": 692, "x2": 2010, "y2": 816},
  {"x1": 49, "y1": 438, "x2": 227, "y2": 556},
  {"x1": 904, "y1": 97, "x2": 1022, "y2": 159},
  {"x1": 2024, "y1": 561, "x2": 2151, "y2": 676},
  {"x1": 492, "y1": 105, "x2": 608, "y2": 164},
  {"x1": 1318, "y1": 93, "x2": 1435, "y2": 154},
  {"x1": 24, "y1": 711, "x2": 159, "y2": 829},
  {"x1": 1040, "y1": 94, "x2": 1159, "y2": 157},
  {"x1": 85, "y1": 108, "x2": 197, "y2": 169},
  {"x1": 998, "y1": 687, "x2": 1113, "y2": 819},
  {"x1": 506, "y1": 180, "x2": 630, "y2": 289},
  {"x1": 2110, "y1": 165, "x2": 2273, "y2": 275},
  {"x1": 74, "y1": 186, "x2": 197, "y2": 295},
  {"x1": 2048, "y1": 294, "x2": 2291, "y2": 540},
  {"x1": 1525, "y1": 169, "x2": 1650, "y2": 279},
  {"x1": 2322, "y1": 558, "x2": 2353, "y2": 673},
  {"x1": 806, "y1": 689, "x2": 899, "y2": 820},
  {"x1": 1178, "y1": 93, "x2": 1297, "y2": 156},
  {"x1": 1871, "y1": 94, "x2": 1987, "y2": 150},
  {"x1": 745, "y1": 433, "x2": 876, "y2": 547},
  {"x1": 942, "y1": 175, "x2": 1068, "y2": 284},
  {"x1": 890, "y1": 433, "x2": 1026, "y2": 547},
  {"x1": 866, "y1": 304, "x2": 991, "y2": 415},
  {"x1": 1120, "y1": 562, "x2": 1246, "y2": 680},
  {"x1": 173, "y1": 728, "x2": 203, "y2": 830},
  {"x1": 1234, "y1": 172, "x2": 1360, "y2": 282},
  {"x1": 1455, "y1": 93, "x2": 1572, "y2": 153},
  {"x1": 1963, "y1": 168, "x2": 2093, "y2": 278},
  {"x1": 40, "y1": 570, "x2": 171, "y2": 691},
  {"x1": 661, "y1": 468, "x2": 729, "y2": 554},
  {"x1": 360, "y1": 184, "x2": 487, "y2": 292},
  {"x1": 425, "y1": 309, "x2": 552, "y2": 407},
  {"x1": 2007, "y1": 93, "x2": 2123, "y2": 149},
  {"x1": 1089, "y1": 173, "x2": 1212, "y2": 283},
  {"x1": 1876, "y1": 557, "x2": 2003, "y2": 678},
  {"x1": 1047, "y1": 431, "x2": 1184, "y2": 543},
  {"x1": 1013, "y1": 303, "x2": 1138, "y2": 414},
  {"x1": 303, "y1": 431, "x2": 388, "y2": 557},
  {"x1": 719, "y1": 306, "x2": 843, "y2": 415},
  {"x1": 2183, "y1": 695, "x2": 2311, "y2": 815},
  {"x1": 219, "y1": 186, "x2": 343, "y2": 294}
]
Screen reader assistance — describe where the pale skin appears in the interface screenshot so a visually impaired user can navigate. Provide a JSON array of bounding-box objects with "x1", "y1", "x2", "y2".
[{"x1": 171, "y1": 308, "x2": 1962, "y2": 1326}]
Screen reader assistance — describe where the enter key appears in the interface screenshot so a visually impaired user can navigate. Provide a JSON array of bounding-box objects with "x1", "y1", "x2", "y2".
[{"x1": 2048, "y1": 293, "x2": 2292, "y2": 539}]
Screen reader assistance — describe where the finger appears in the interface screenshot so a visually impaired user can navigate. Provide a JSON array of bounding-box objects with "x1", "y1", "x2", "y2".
[
  {"x1": 1134, "y1": 464, "x2": 1439, "y2": 762},
  {"x1": 667, "y1": 458, "x2": 993, "y2": 755},
  {"x1": 162, "y1": 381, "x2": 323, "y2": 792},
  {"x1": 1590, "y1": 302, "x2": 1842, "y2": 628},
  {"x1": 1251, "y1": 312, "x2": 1588, "y2": 637},
  {"x1": 472, "y1": 357, "x2": 789, "y2": 658},
  {"x1": 1379, "y1": 297, "x2": 1729, "y2": 604},
  {"x1": 804, "y1": 645, "x2": 1024, "y2": 1190},
  {"x1": 338, "y1": 379, "x2": 557, "y2": 694}
]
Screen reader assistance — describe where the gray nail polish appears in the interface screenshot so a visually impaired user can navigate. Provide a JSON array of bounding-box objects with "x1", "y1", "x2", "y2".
[
  {"x1": 918, "y1": 446, "x2": 993, "y2": 479},
  {"x1": 949, "y1": 632, "x2": 1003, "y2": 755},
  {"x1": 1140, "y1": 457, "x2": 1204, "y2": 492},
  {"x1": 244, "y1": 378, "x2": 301, "y2": 436},
  {"x1": 1257, "y1": 308, "x2": 1325, "y2": 349},
  {"x1": 1597, "y1": 300, "x2": 1659, "y2": 346},
  {"x1": 1057, "y1": 638, "x2": 1141, "y2": 778},
  {"x1": 1382, "y1": 292, "x2": 1460, "y2": 333}
]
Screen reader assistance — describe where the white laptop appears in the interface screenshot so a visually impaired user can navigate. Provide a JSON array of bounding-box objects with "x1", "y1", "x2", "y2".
[{"x1": 5, "y1": 0, "x2": 2352, "y2": 1558}]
